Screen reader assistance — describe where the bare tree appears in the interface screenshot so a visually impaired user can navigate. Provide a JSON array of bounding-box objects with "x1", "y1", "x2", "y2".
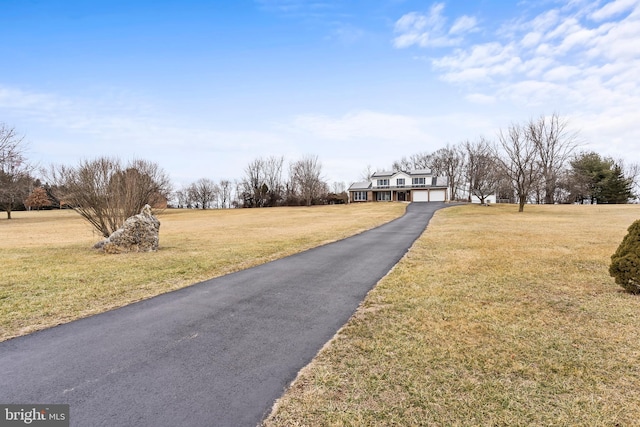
[
  {"x1": 48, "y1": 157, "x2": 172, "y2": 237},
  {"x1": 431, "y1": 144, "x2": 466, "y2": 200},
  {"x1": 495, "y1": 123, "x2": 542, "y2": 212},
  {"x1": 232, "y1": 179, "x2": 244, "y2": 208},
  {"x1": 618, "y1": 158, "x2": 640, "y2": 201},
  {"x1": 263, "y1": 156, "x2": 285, "y2": 207},
  {"x1": 392, "y1": 157, "x2": 412, "y2": 172},
  {"x1": 290, "y1": 155, "x2": 326, "y2": 206},
  {"x1": 360, "y1": 164, "x2": 375, "y2": 181},
  {"x1": 464, "y1": 138, "x2": 500, "y2": 204},
  {"x1": 409, "y1": 152, "x2": 432, "y2": 170},
  {"x1": 188, "y1": 178, "x2": 219, "y2": 209},
  {"x1": 332, "y1": 181, "x2": 346, "y2": 194},
  {"x1": 218, "y1": 179, "x2": 232, "y2": 208},
  {"x1": 392, "y1": 152, "x2": 432, "y2": 172},
  {"x1": 240, "y1": 158, "x2": 266, "y2": 207},
  {"x1": 174, "y1": 187, "x2": 190, "y2": 208},
  {"x1": 0, "y1": 124, "x2": 34, "y2": 219},
  {"x1": 526, "y1": 113, "x2": 580, "y2": 204}
]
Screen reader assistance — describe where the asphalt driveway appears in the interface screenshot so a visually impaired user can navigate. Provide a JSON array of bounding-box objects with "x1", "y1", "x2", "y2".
[{"x1": 0, "y1": 202, "x2": 449, "y2": 426}]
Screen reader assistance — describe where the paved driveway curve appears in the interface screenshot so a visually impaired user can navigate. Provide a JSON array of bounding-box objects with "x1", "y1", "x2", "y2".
[{"x1": 0, "y1": 202, "x2": 449, "y2": 427}]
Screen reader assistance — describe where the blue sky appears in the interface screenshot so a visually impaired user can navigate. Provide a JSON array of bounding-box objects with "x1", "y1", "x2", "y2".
[{"x1": 1, "y1": 0, "x2": 639, "y2": 187}]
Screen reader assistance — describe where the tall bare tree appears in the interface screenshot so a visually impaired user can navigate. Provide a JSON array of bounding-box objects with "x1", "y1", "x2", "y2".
[
  {"x1": 240, "y1": 158, "x2": 266, "y2": 207},
  {"x1": 526, "y1": 113, "x2": 579, "y2": 204},
  {"x1": 0, "y1": 124, "x2": 34, "y2": 219},
  {"x1": 290, "y1": 155, "x2": 326, "y2": 206},
  {"x1": 495, "y1": 123, "x2": 542, "y2": 212},
  {"x1": 464, "y1": 138, "x2": 500, "y2": 204},
  {"x1": 49, "y1": 157, "x2": 172, "y2": 237},
  {"x1": 430, "y1": 144, "x2": 465, "y2": 201},
  {"x1": 263, "y1": 156, "x2": 285, "y2": 207},
  {"x1": 218, "y1": 179, "x2": 232, "y2": 208}
]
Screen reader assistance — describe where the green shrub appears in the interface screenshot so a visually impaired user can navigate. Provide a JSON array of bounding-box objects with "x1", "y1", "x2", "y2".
[{"x1": 609, "y1": 219, "x2": 640, "y2": 294}]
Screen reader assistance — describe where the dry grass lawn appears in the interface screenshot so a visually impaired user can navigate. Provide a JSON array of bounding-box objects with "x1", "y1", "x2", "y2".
[
  {"x1": 0, "y1": 203, "x2": 406, "y2": 342},
  {"x1": 265, "y1": 204, "x2": 640, "y2": 426}
]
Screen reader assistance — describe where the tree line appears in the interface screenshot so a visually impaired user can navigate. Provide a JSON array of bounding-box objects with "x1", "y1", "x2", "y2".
[
  {"x1": 388, "y1": 113, "x2": 637, "y2": 211},
  {"x1": 175, "y1": 154, "x2": 347, "y2": 209}
]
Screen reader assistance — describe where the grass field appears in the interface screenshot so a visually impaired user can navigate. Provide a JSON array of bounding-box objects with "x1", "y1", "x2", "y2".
[
  {"x1": 265, "y1": 203, "x2": 640, "y2": 426},
  {"x1": 0, "y1": 203, "x2": 406, "y2": 342}
]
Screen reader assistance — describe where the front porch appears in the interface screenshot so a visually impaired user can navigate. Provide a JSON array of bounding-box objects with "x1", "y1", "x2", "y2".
[{"x1": 372, "y1": 189, "x2": 410, "y2": 202}]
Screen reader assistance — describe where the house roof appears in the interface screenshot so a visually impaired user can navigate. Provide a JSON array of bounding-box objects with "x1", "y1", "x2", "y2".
[
  {"x1": 410, "y1": 169, "x2": 432, "y2": 175},
  {"x1": 372, "y1": 169, "x2": 433, "y2": 178},
  {"x1": 371, "y1": 171, "x2": 395, "y2": 177},
  {"x1": 348, "y1": 181, "x2": 371, "y2": 191}
]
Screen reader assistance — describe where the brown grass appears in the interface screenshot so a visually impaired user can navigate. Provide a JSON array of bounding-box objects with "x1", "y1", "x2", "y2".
[
  {"x1": 0, "y1": 203, "x2": 406, "y2": 342},
  {"x1": 265, "y1": 203, "x2": 640, "y2": 426}
]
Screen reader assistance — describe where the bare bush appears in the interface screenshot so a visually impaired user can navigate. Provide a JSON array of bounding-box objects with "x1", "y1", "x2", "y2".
[{"x1": 48, "y1": 157, "x2": 172, "y2": 237}]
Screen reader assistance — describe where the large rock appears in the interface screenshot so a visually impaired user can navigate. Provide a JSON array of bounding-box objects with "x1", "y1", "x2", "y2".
[{"x1": 94, "y1": 205, "x2": 160, "y2": 254}]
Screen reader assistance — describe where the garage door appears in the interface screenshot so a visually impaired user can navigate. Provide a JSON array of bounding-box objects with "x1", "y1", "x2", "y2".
[
  {"x1": 413, "y1": 190, "x2": 429, "y2": 202},
  {"x1": 430, "y1": 189, "x2": 446, "y2": 202}
]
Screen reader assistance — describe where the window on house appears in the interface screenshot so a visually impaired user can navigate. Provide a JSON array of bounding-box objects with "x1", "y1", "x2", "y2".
[
  {"x1": 353, "y1": 191, "x2": 367, "y2": 201},
  {"x1": 376, "y1": 191, "x2": 391, "y2": 201},
  {"x1": 377, "y1": 179, "x2": 389, "y2": 187},
  {"x1": 397, "y1": 178, "x2": 405, "y2": 187},
  {"x1": 412, "y1": 177, "x2": 426, "y2": 186}
]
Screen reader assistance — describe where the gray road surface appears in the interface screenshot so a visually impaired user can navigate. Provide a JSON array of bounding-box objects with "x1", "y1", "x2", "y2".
[{"x1": 0, "y1": 202, "x2": 449, "y2": 427}]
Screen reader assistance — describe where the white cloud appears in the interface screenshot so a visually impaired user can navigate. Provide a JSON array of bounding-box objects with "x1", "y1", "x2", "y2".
[
  {"x1": 393, "y1": 3, "x2": 476, "y2": 48},
  {"x1": 393, "y1": 0, "x2": 640, "y2": 163},
  {"x1": 422, "y1": 0, "x2": 640, "y2": 114},
  {"x1": 542, "y1": 65, "x2": 582, "y2": 81},
  {"x1": 449, "y1": 15, "x2": 478, "y2": 35},
  {"x1": 531, "y1": 9, "x2": 561, "y2": 33},
  {"x1": 0, "y1": 86, "x2": 72, "y2": 115},
  {"x1": 433, "y1": 42, "x2": 522, "y2": 82},
  {"x1": 590, "y1": 0, "x2": 639, "y2": 21},
  {"x1": 521, "y1": 31, "x2": 543, "y2": 47}
]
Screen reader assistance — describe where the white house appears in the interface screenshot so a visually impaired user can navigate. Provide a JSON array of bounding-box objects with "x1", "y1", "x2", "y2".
[{"x1": 348, "y1": 170, "x2": 449, "y2": 203}]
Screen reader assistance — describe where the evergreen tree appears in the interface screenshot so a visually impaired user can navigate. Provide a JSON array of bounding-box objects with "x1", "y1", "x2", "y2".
[
  {"x1": 600, "y1": 164, "x2": 634, "y2": 204},
  {"x1": 567, "y1": 152, "x2": 635, "y2": 204}
]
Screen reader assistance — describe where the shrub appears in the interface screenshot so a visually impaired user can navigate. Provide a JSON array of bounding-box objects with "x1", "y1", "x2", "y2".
[
  {"x1": 609, "y1": 219, "x2": 640, "y2": 294},
  {"x1": 48, "y1": 157, "x2": 171, "y2": 238}
]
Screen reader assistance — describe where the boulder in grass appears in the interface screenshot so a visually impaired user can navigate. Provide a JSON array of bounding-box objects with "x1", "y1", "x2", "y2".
[{"x1": 94, "y1": 205, "x2": 160, "y2": 254}]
